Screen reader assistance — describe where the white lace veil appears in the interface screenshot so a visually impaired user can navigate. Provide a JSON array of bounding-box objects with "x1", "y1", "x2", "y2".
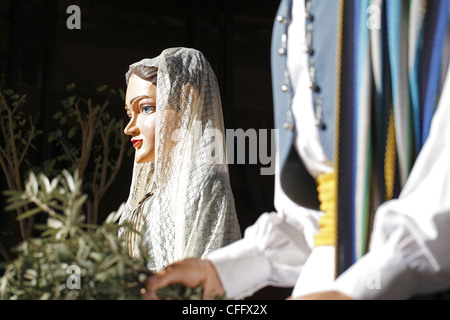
[{"x1": 119, "y1": 48, "x2": 241, "y2": 271}]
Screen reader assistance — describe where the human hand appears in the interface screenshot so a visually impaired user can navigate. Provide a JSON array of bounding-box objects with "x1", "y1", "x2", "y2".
[
  {"x1": 290, "y1": 290, "x2": 353, "y2": 300},
  {"x1": 141, "y1": 258, "x2": 225, "y2": 300}
]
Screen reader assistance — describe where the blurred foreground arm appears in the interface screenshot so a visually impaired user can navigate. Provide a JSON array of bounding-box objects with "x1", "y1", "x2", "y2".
[
  {"x1": 143, "y1": 209, "x2": 316, "y2": 300},
  {"x1": 293, "y1": 291, "x2": 352, "y2": 300},
  {"x1": 142, "y1": 258, "x2": 224, "y2": 300}
]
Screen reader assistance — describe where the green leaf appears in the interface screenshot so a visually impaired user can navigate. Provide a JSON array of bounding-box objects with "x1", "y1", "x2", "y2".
[
  {"x1": 53, "y1": 112, "x2": 62, "y2": 120},
  {"x1": 42, "y1": 159, "x2": 57, "y2": 175},
  {"x1": 119, "y1": 88, "x2": 125, "y2": 101},
  {"x1": 66, "y1": 83, "x2": 76, "y2": 90},
  {"x1": 67, "y1": 96, "x2": 76, "y2": 107},
  {"x1": 96, "y1": 84, "x2": 108, "y2": 92},
  {"x1": 17, "y1": 207, "x2": 43, "y2": 220},
  {"x1": 105, "y1": 203, "x2": 125, "y2": 224},
  {"x1": 38, "y1": 173, "x2": 52, "y2": 195},
  {"x1": 4, "y1": 199, "x2": 30, "y2": 212},
  {"x1": 68, "y1": 127, "x2": 77, "y2": 139},
  {"x1": 48, "y1": 129, "x2": 62, "y2": 142},
  {"x1": 2, "y1": 189, "x2": 20, "y2": 197},
  {"x1": 62, "y1": 170, "x2": 76, "y2": 193},
  {"x1": 25, "y1": 172, "x2": 39, "y2": 197},
  {"x1": 46, "y1": 218, "x2": 64, "y2": 229}
]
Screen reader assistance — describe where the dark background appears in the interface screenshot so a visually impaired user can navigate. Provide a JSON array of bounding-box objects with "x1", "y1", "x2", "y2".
[{"x1": 0, "y1": 0, "x2": 291, "y2": 298}]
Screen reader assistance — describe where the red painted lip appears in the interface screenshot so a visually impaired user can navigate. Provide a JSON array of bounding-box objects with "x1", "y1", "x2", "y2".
[{"x1": 131, "y1": 139, "x2": 142, "y2": 148}]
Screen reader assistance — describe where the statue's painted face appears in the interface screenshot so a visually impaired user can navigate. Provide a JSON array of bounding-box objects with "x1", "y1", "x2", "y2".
[{"x1": 124, "y1": 73, "x2": 157, "y2": 163}]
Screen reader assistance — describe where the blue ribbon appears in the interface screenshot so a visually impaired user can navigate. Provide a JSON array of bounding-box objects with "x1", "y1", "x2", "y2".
[{"x1": 422, "y1": 0, "x2": 449, "y2": 146}]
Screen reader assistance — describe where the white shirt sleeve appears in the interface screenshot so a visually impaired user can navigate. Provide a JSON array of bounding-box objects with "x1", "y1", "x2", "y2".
[
  {"x1": 208, "y1": 207, "x2": 319, "y2": 299},
  {"x1": 208, "y1": 143, "x2": 322, "y2": 299},
  {"x1": 207, "y1": 0, "x2": 325, "y2": 300},
  {"x1": 333, "y1": 60, "x2": 450, "y2": 299}
]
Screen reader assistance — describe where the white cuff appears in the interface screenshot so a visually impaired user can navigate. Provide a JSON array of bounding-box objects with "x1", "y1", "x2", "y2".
[
  {"x1": 333, "y1": 246, "x2": 418, "y2": 300},
  {"x1": 207, "y1": 239, "x2": 273, "y2": 300}
]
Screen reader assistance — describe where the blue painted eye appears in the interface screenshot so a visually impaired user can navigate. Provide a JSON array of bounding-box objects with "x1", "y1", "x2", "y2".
[{"x1": 141, "y1": 106, "x2": 155, "y2": 114}]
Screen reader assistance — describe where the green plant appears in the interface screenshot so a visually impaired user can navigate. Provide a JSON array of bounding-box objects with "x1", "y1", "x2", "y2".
[
  {"x1": 0, "y1": 170, "x2": 149, "y2": 299},
  {"x1": 0, "y1": 79, "x2": 129, "y2": 248},
  {"x1": 0, "y1": 83, "x2": 213, "y2": 300},
  {"x1": 47, "y1": 83, "x2": 128, "y2": 225},
  {"x1": 0, "y1": 84, "x2": 42, "y2": 242},
  {"x1": 0, "y1": 171, "x2": 208, "y2": 300}
]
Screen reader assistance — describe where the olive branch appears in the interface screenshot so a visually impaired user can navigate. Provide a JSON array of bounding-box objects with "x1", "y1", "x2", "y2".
[{"x1": 0, "y1": 171, "x2": 208, "y2": 300}]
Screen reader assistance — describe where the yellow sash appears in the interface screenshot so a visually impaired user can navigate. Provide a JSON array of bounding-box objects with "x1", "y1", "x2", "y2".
[{"x1": 313, "y1": 171, "x2": 337, "y2": 247}]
